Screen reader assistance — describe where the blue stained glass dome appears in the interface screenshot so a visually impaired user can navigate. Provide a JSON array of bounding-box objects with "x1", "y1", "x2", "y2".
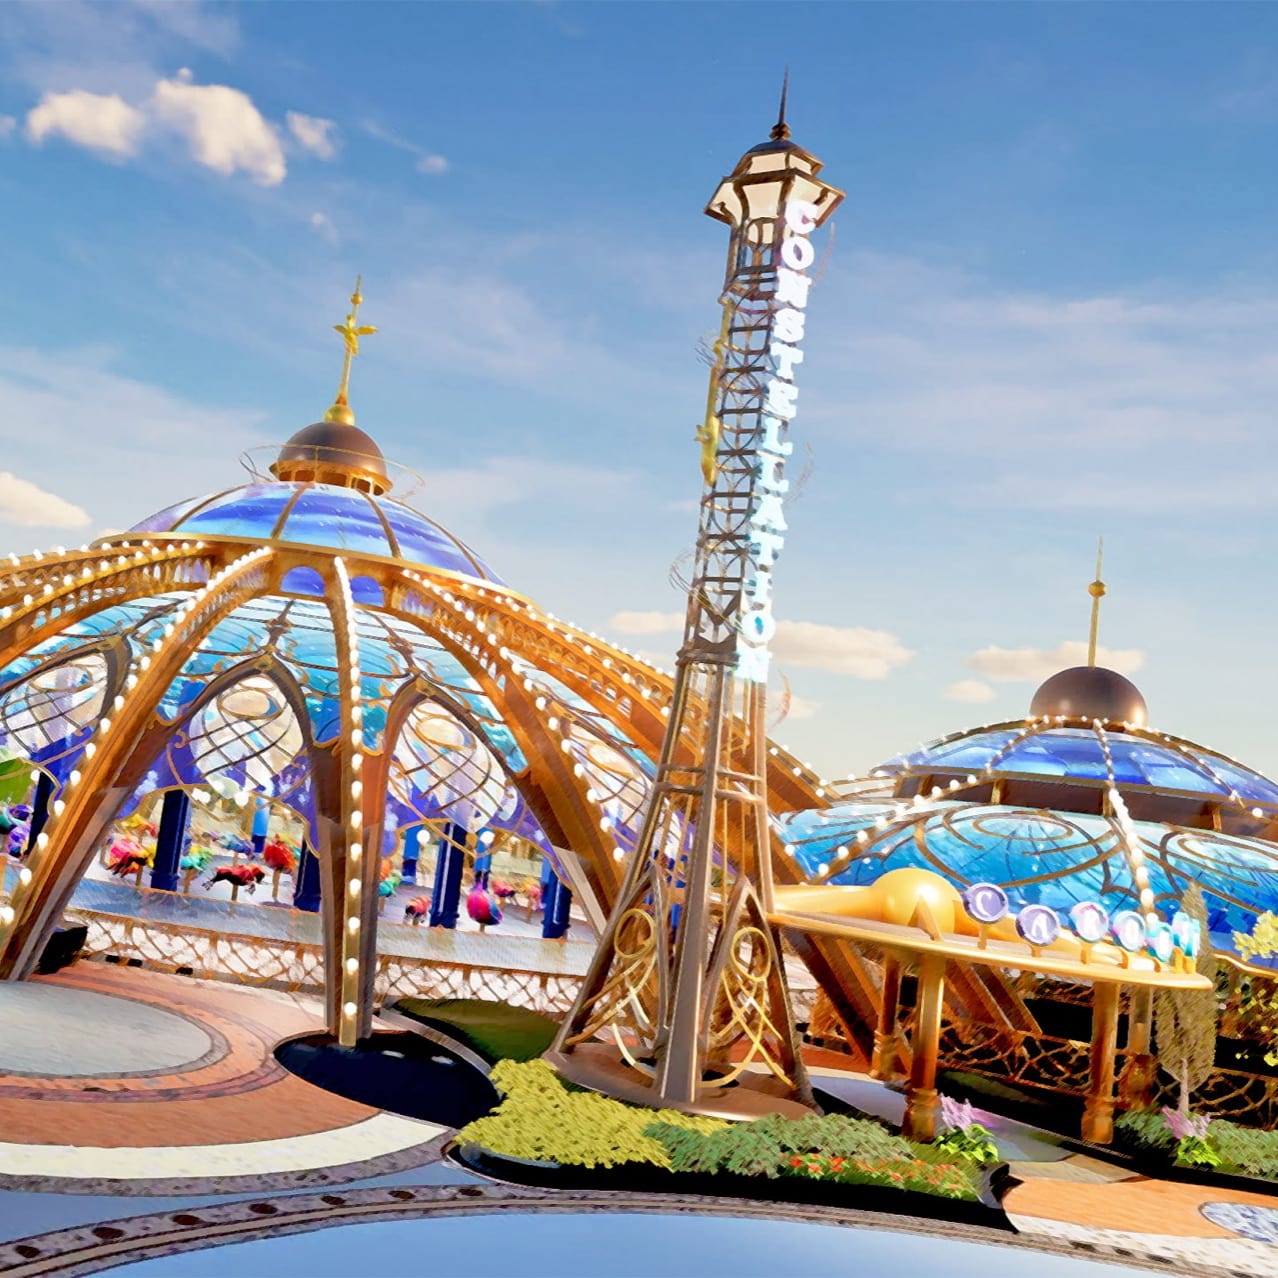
[
  {"x1": 780, "y1": 712, "x2": 1278, "y2": 948},
  {"x1": 879, "y1": 724, "x2": 1278, "y2": 805},
  {"x1": 129, "y1": 482, "x2": 502, "y2": 585}
]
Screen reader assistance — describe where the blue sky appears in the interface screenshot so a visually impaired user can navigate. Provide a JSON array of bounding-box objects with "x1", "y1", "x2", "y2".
[{"x1": 3, "y1": 1, "x2": 1278, "y2": 783}]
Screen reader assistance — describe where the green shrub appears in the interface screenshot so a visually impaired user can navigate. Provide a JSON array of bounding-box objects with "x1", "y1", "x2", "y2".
[
  {"x1": 1210, "y1": 1121, "x2": 1278, "y2": 1179},
  {"x1": 456, "y1": 1059, "x2": 726, "y2": 1168},
  {"x1": 1114, "y1": 1108, "x2": 1176, "y2": 1159},
  {"x1": 645, "y1": 1109, "x2": 979, "y2": 1200}
]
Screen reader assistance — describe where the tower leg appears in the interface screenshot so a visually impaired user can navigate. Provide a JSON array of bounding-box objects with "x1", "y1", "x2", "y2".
[
  {"x1": 1083, "y1": 982, "x2": 1120, "y2": 1144},
  {"x1": 401, "y1": 825, "x2": 420, "y2": 886},
  {"x1": 871, "y1": 953, "x2": 904, "y2": 1080},
  {"x1": 541, "y1": 861, "x2": 572, "y2": 941}
]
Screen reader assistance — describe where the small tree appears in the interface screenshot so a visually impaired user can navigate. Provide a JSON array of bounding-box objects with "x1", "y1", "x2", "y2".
[
  {"x1": 1154, "y1": 884, "x2": 1218, "y2": 1114},
  {"x1": 1234, "y1": 911, "x2": 1278, "y2": 1066}
]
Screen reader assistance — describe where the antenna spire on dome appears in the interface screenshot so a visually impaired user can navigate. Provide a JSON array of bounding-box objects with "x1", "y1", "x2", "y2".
[
  {"x1": 771, "y1": 67, "x2": 791, "y2": 141},
  {"x1": 324, "y1": 276, "x2": 378, "y2": 427},
  {"x1": 1087, "y1": 536, "x2": 1106, "y2": 667}
]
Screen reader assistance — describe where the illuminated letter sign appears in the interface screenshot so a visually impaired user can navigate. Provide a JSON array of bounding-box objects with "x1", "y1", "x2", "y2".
[
  {"x1": 1069, "y1": 901, "x2": 1110, "y2": 945},
  {"x1": 737, "y1": 199, "x2": 821, "y2": 682},
  {"x1": 962, "y1": 882, "x2": 1009, "y2": 925},
  {"x1": 1016, "y1": 904, "x2": 1061, "y2": 948}
]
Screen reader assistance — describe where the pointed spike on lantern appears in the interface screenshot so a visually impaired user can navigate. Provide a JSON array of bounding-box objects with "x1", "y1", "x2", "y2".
[{"x1": 771, "y1": 66, "x2": 791, "y2": 141}]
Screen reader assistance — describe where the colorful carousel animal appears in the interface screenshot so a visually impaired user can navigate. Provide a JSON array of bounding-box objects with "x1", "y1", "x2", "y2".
[
  {"x1": 377, "y1": 857, "x2": 402, "y2": 916},
  {"x1": 466, "y1": 879, "x2": 503, "y2": 932},
  {"x1": 403, "y1": 894, "x2": 431, "y2": 925},
  {"x1": 262, "y1": 837, "x2": 298, "y2": 899},
  {"x1": 205, "y1": 863, "x2": 265, "y2": 900},
  {"x1": 0, "y1": 803, "x2": 31, "y2": 834},
  {"x1": 519, "y1": 876, "x2": 543, "y2": 921},
  {"x1": 179, "y1": 844, "x2": 213, "y2": 893},
  {"x1": 106, "y1": 835, "x2": 152, "y2": 883}
]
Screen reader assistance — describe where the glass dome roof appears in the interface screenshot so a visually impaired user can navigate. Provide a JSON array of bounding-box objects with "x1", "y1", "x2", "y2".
[
  {"x1": 879, "y1": 724, "x2": 1278, "y2": 806},
  {"x1": 128, "y1": 482, "x2": 503, "y2": 585}
]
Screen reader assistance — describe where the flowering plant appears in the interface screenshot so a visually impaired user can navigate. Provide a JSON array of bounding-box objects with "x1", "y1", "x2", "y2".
[
  {"x1": 934, "y1": 1095, "x2": 1000, "y2": 1165},
  {"x1": 1161, "y1": 1107, "x2": 1221, "y2": 1168}
]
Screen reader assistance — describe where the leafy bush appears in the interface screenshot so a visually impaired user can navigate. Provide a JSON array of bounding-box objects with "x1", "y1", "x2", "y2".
[
  {"x1": 1116, "y1": 1109, "x2": 1278, "y2": 1181},
  {"x1": 1210, "y1": 1121, "x2": 1278, "y2": 1179},
  {"x1": 1114, "y1": 1107, "x2": 1177, "y2": 1159},
  {"x1": 645, "y1": 1109, "x2": 980, "y2": 1200},
  {"x1": 455, "y1": 1059, "x2": 725, "y2": 1168},
  {"x1": 935, "y1": 1124, "x2": 1000, "y2": 1166}
]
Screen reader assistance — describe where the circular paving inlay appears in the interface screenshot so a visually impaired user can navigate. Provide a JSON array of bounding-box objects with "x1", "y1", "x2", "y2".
[
  {"x1": 0, "y1": 984, "x2": 216, "y2": 1077},
  {"x1": 1200, "y1": 1200, "x2": 1278, "y2": 1244}
]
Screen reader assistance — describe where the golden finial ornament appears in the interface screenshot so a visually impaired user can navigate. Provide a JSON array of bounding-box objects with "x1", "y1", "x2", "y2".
[
  {"x1": 323, "y1": 276, "x2": 378, "y2": 427},
  {"x1": 1087, "y1": 536, "x2": 1106, "y2": 667}
]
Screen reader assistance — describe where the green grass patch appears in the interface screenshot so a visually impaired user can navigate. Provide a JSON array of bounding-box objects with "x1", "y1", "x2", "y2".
[{"x1": 392, "y1": 997, "x2": 559, "y2": 1063}]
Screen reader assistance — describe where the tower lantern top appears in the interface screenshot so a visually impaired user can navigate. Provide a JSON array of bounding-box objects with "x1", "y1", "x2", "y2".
[{"x1": 705, "y1": 82, "x2": 845, "y2": 229}]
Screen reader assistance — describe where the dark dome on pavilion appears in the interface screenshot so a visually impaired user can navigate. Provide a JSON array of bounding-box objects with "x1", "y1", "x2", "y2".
[{"x1": 1030, "y1": 665, "x2": 1148, "y2": 728}]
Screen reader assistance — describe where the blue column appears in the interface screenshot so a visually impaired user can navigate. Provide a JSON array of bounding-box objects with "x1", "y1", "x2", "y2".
[
  {"x1": 541, "y1": 858, "x2": 573, "y2": 940},
  {"x1": 429, "y1": 823, "x2": 467, "y2": 928},
  {"x1": 293, "y1": 842, "x2": 322, "y2": 913},
  {"x1": 474, "y1": 831, "x2": 494, "y2": 887},
  {"x1": 25, "y1": 770, "x2": 55, "y2": 853},
  {"x1": 401, "y1": 825, "x2": 421, "y2": 885},
  {"x1": 250, "y1": 797, "x2": 269, "y2": 858},
  {"x1": 150, "y1": 790, "x2": 189, "y2": 892}
]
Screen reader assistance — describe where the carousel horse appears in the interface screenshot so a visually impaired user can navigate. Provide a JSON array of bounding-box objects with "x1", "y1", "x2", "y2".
[
  {"x1": 403, "y1": 894, "x2": 431, "y2": 925},
  {"x1": 205, "y1": 863, "x2": 265, "y2": 896},
  {"x1": 377, "y1": 858, "x2": 402, "y2": 914},
  {"x1": 520, "y1": 877, "x2": 543, "y2": 920},
  {"x1": 466, "y1": 880, "x2": 503, "y2": 932},
  {"x1": 106, "y1": 836, "x2": 150, "y2": 879},
  {"x1": 262, "y1": 838, "x2": 297, "y2": 875},
  {"x1": 179, "y1": 846, "x2": 212, "y2": 892}
]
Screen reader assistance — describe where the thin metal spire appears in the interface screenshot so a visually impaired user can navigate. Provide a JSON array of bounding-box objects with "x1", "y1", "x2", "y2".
[
  {"x1": 323, "y1": 276, "x2": 378, "y2": 426},
  {"x1": 1087, "y1": 536, "x2": 1106, "y2": 667},
  {"x1": 771, "y1": 67, "x2": 791, "y2": 140}
]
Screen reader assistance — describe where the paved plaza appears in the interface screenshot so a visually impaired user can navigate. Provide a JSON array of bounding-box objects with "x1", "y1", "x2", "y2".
[{"x1": 0, "y1": 962, "x2": 1271, "y2": 1275}]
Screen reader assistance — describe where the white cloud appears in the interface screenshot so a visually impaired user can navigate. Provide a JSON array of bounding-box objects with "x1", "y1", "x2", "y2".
[
  {"x1": 778, "y1": 692, "x2": 820, "y2": 722},
  {"x1": 607, "y1": 612, "x2": 912, "y2": 680},
  {"x1": 26, "y1": 88, "x2": 146, "y2": 156},
  {"x1": 416, "y1": 153, "x2": 448, "y2": 175},
  {"x1": 151, "y1": 68, "x2": 285, "y2": 185},
  {"x1": 610, "y1": 610, "x2": 683, "y2": 635},
  {"x1": 0, "y1": 473, "x2": 90, "y2": 529},
  {"x1": 287, "y1": 110, "x2": 337, "y2": 160},
  {"x1": 0, "y1": 344, "x2": 267, "y2": 539},
  {"x1": 309, "y1": 211, "x2": 339, "y2": 245},
  {"x1": 817, "y1": 252, "x2": 1278, "y2": 511},
  {"x1": 772, "y1": 621, "x2": 913, "y2": 680},
  {"x1": 946, "y1": 679, "x2": 997, "y2": 704},
  {"x1": 360, "y1": 119, "x2": 447, "y2": 175},
  {"x1": 966, "y1": 640, "x2": 1145, "y2": 683}
]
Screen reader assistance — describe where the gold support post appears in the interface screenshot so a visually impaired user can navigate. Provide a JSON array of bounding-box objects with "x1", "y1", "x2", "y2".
[
  {"x1": 1118, "y1": 985, "x2": 1155, "y2": 1111},
  {"x1": 871, "y1": 952, "x2": 903, "y2": 1080},
  {"x1": 903, "y1": 954, "x2": 946, "y2": 1140},
  {"x1": 1087, "y1": 536, "x2": 1105, "y2": 668},
  {"x1": 1083, "y1": 981, "x2": 1121, "y2": 1143}
]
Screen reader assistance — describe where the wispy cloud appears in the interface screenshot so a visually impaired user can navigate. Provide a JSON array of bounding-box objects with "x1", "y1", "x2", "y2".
[
  {"x1": 309, "y1": 211, "x2": 339, "y2": 245},
  {"x1": 813, "y1": 251, "x2": 1278, "y2": 511},
  {"x1": 287, "y1": 111, "x2": 337, "y2": 161},
  {"x1": 608, "y1": 611, "x2": 913, "y2": 680},
  {"x1": 360, "y1": 119, "x2": 447, "y2": 176},
  {"x1": 966, "y1": 640, "x2": 1144, "y2": 683},
  {"x1": 0, "y1": 473, "x2": 91, "y2": 529},
  {"x1": 946, "y1": 679, "x2": 996, "y2": 704}
]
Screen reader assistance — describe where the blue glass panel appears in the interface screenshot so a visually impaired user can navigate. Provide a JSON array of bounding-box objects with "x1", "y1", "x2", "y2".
[
  {"x1": 180, "y1": 485, "x2": 296, "y2": 539},
  {"x1": 381, "y1": 501, "x2": 499, "y2": 581},
  {"x1": 280, "y1": 488, "x2": 392, "y2": 559},
  {"x1": 1197, "y1": 753, "x2": 1278, "y2": 805},
  {"x1": 281, "y1": 566, "x2": 325, "y2": 596},
  {"x1": 350, "y1": 576, "x2": 384, "y2": 607},
  {"x1": 130, "y1": 495, "x2": 209, "y2": 533}
]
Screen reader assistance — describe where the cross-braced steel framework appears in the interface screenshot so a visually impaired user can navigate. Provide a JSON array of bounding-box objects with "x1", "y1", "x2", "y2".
[{"x1": 548, "y1": 110, "x2": 844, "y2": 1115}]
